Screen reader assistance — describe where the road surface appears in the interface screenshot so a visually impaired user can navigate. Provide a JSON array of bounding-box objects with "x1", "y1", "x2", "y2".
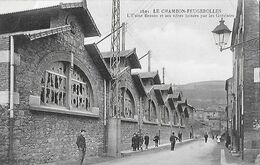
[{"x1": 93, "y1": 139, "x2": 222, "y2": 165}]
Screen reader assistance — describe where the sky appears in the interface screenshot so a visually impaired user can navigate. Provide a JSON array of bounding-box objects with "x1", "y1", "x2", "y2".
[{"x1": 0, "y1": 0, "x2": 237, "y2": 85}]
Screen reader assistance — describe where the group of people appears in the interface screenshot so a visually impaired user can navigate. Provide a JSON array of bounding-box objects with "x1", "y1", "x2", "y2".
[
  {"x1": 204, "y1": 133, "x2": 220, "y2": 143},
  {"x1": 77, "y1": 130, "x2": 184, "y2": 165},
  {"x1": 131, "y1": 132, "x2": 152, "y2": 151},
  {"x1": 203, "y1": 133, "x2": 227, "y2": 145},
  {"x1": 131, "y1": 131, "x2": 183, "y2": 152}
]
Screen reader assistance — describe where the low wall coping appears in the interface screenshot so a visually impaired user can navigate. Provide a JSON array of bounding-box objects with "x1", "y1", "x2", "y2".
[
  {"x1": 121, "y1": 118, "x2": 138, "y2": 123},
  {"x1": 29, "y1": 105, "x2": 100, "y2": 118},
  {"x1": 143, "y1": 120, "x2": 159, "y2": 125}
]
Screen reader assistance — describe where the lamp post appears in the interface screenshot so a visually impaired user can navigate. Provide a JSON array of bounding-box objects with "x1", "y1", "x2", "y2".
[
  {"x1": 212, "y1": 18, "x2": 259, "y2": 52},
  {"x1": 212, "y1": 18, "x2": 232, "y2": 51}
]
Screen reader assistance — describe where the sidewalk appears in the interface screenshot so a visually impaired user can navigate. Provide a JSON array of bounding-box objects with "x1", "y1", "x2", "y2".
[
  {"x1": 121, "y1": 138, "x2": 195, "y2": 157},
  {"x1": 219, "y1": 143, "x2": 255, "y2": 165},
  {"x1": 41, "y1": 138, "x2": 195, "y2": 165}
]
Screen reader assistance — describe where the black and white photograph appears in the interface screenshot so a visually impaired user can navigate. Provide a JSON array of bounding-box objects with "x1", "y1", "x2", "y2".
[{"x1": 0, "y1": 0, "x2": 259, "y2": 164}]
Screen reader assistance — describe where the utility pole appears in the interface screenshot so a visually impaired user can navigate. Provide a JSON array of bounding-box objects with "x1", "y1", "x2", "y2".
[
  {"x1": 148, "y1": 50, "x2": 151, "y2": 72},
  {"x1": 110, "y1": 0, "x2": 120, "y2": 117},
  {"x1": 162, "y1": 67, "x2": 165, "y2": 84},
  {"x1": 108, "y1": 0, "x2": 121, "y2": 158},
  {"x1": 121, "y1": 22, "x2": 126, "y2": 51}
]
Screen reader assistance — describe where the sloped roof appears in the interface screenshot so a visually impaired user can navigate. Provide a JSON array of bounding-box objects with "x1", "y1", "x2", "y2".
[
  {"x1": 139, "y1": 71, "x2": 157, "y2": 79},
  {"x1": 167, "y1": 97, "x2": 176, "y2": 110},
  {"x1": 131, "y1": 73, "x2": 147, "y2": 96},
  {"x1": 153, "y1": 84, "x2": 173, "y2": 93},
  {"x1": 168, "y1": 92, "x2": 182, "y2": 101},
  {"x1": 101, "y1": 48, "x2": 141, "y2": 69},
  {"x1": 154, "y1": 89, "x2": 164, "y2": 105},
  {"x1": 84, "y1": 43, "x2": 112, "y2": 80},
  {"x1": 187, "y1": 104, "x2": 195, "y2": 110},
  {"x1": 0, "y1": 2, "x2": 100, "y2": 37},
  {"x1": 138, "y1": 71, "x2": 161, "y2": 84},
  {"x1": 177, "y1": 103, "x2": 185, "y2": 114},
  {"x1": 0, "y1": 25, "x2": 71, "y2": 40}
]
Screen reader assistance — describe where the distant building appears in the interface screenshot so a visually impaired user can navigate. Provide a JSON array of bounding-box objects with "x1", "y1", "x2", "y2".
[{"x1": 193, "y1": 109, "x2": 226, "y2": 135}]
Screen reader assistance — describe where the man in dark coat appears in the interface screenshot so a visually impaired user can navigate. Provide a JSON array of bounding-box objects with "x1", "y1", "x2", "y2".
[
  {"x1": 138, "y1": 133, "x2": 144, "y2": 151},
  {"x1": 136, "y1": 133, "x2": 140, "y2": 150},
  {"x1": 178, "y1": 131, "x2": 182, "y2": 142},
  {"x1": 132, "y1": 133, "x2": 138, "y2": 151},
  {"x1": 170, "y1": 132, "x2": 179, "y2": 151},
  {"x1": 144, "y1": 133, "x2": 149, "y2": 150},
  {"x1": 204, "y1": 133, "x2": 208, "y2": 143},
  {"x1": 76, "y1": 129, "x2": 86, "y2": 165},
  {"x1": 225, "y1": 134, "x2": 231, "y2": 148},
  {"x1": 153, "y1": 134, "x2": 160, "y2": 147}
]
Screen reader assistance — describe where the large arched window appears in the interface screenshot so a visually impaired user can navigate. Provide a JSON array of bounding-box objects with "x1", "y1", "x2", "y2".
[
  {"x1": 161, "y1": 106, "x2": 169, "y2": 124},
  {"x1": 120, "y1": 88, "x2": 135, "y2": 118},
  {"x1": 145, "y1": 99, "x2": 157, "y2": 122},
  {"x1": 40, "y1": 61, "x2": 92, "y2": 111},
  {"x1": 71, "y1": 65, "x2": 91, "y2": 110}
]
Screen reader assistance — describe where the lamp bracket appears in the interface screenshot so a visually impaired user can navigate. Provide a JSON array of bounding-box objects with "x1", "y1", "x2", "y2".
[{"x1": 220, "y1": 37, "x2": 259, "y2": 52}]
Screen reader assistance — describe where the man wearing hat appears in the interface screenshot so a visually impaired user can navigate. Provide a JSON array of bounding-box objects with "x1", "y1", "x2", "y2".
[
  {"x1": 76, "y1": 129, "x2": 86, "y2": 165},
  {"x1": 170, "y1": 132, "x2": 179, "y2": 151}
]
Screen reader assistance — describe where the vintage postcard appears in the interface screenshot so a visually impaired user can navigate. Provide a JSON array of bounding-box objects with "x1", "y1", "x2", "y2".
[{"x1": 0, "y1": 0, "x2": 259, "y2": 164}]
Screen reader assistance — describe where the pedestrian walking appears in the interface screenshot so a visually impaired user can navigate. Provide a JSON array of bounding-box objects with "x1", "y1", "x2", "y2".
[
  {"x1": 76, "y1": 129, "x2": 86, "y2": 165},
  {"x1": 139, "y1": 133, "x2": 144, "y2": 151},
  {"x1": 136, "y1": 133, "x2": 140, "y2": 150},
  {"x1": 153, "y1": 134, "x2": 160, "y2": 147},
  {"x1": 204, "y1": 133, "x2": 208, "y2": 143},
  {"x1": 132, "y1": 133, "x2": 137, "y2": 151},
  {"x1": 217, "y1": 135, "x2": 221, "y2": 144},
  {"x1": 144, "y1": 133, "x2": 149, "y2": 150},
  {"x1": 170, "y1": 132, "x2": 179, "y2": 151},
  {"x1": 178, "y1": 131, "x2": 182, "y2": 142},
  {"x1": 225, "y1": 134, "x2": 231, "y2": 148}
]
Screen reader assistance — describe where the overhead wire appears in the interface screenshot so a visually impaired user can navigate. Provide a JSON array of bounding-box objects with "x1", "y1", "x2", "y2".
[
  {"x1": 123, "y1": 0, "x2": 156, "y2": 53},
  {"x1": 125, "y1": 0, "x2": 154, "y2": 25},
  {"x1": 88, "y1": 0, "x2": 154, "y2": 46},
  {"x1": 126, "y1": 0, "x2": 156, "y2": 30}
]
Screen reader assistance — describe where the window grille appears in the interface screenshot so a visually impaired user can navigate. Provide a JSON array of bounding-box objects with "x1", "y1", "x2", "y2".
[
  {"x1": 41, "y1": 62, "x2": 67, "y2": 106},
  {"x1": 120, "y1": 88, "x2": 135, "y2": 119},
  {"x1": 40, "y1": 61, "x2": 91, "y2": 111},
  {"x1": 146, "y1": 100, "x2": 156, "y2": 122}
]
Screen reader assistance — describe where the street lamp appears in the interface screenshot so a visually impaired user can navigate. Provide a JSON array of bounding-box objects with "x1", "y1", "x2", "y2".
[
  {"x1": 212, "y1": 18, "x2": 231, "y2": 52},
  {"x1": 212, "y1": 18, "x2": 259, "y2": 52}
]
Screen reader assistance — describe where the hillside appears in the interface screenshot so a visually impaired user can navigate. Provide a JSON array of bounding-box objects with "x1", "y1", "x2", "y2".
[{"x1": 176, "y1": 80, "x2": 226, "y2": 110}]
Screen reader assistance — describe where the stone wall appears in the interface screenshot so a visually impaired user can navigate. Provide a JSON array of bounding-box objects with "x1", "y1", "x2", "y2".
[
  {"x1": 142, "y1": 123, "x2": 160, "y2": 147},
  {"x1": 243, "y1": 0, "x2": 260, "y2": 132},
  {"x1": 120, "y1": 121, "x2": 139, "y2": 151},
  {"x1": 0, "y1": 13, "x2": 106, "y2": 164}
]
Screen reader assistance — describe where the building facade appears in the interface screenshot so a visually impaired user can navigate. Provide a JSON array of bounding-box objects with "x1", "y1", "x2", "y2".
[
  {"x1": 0, "y1": 2, "x2": 196, "y2": 164},
  {"x1": 0, "y1": 2, "x2": 113, "y2": 164},
  {"x1": 229, "y1": 0, "x2": 260, "y2": 161}
]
